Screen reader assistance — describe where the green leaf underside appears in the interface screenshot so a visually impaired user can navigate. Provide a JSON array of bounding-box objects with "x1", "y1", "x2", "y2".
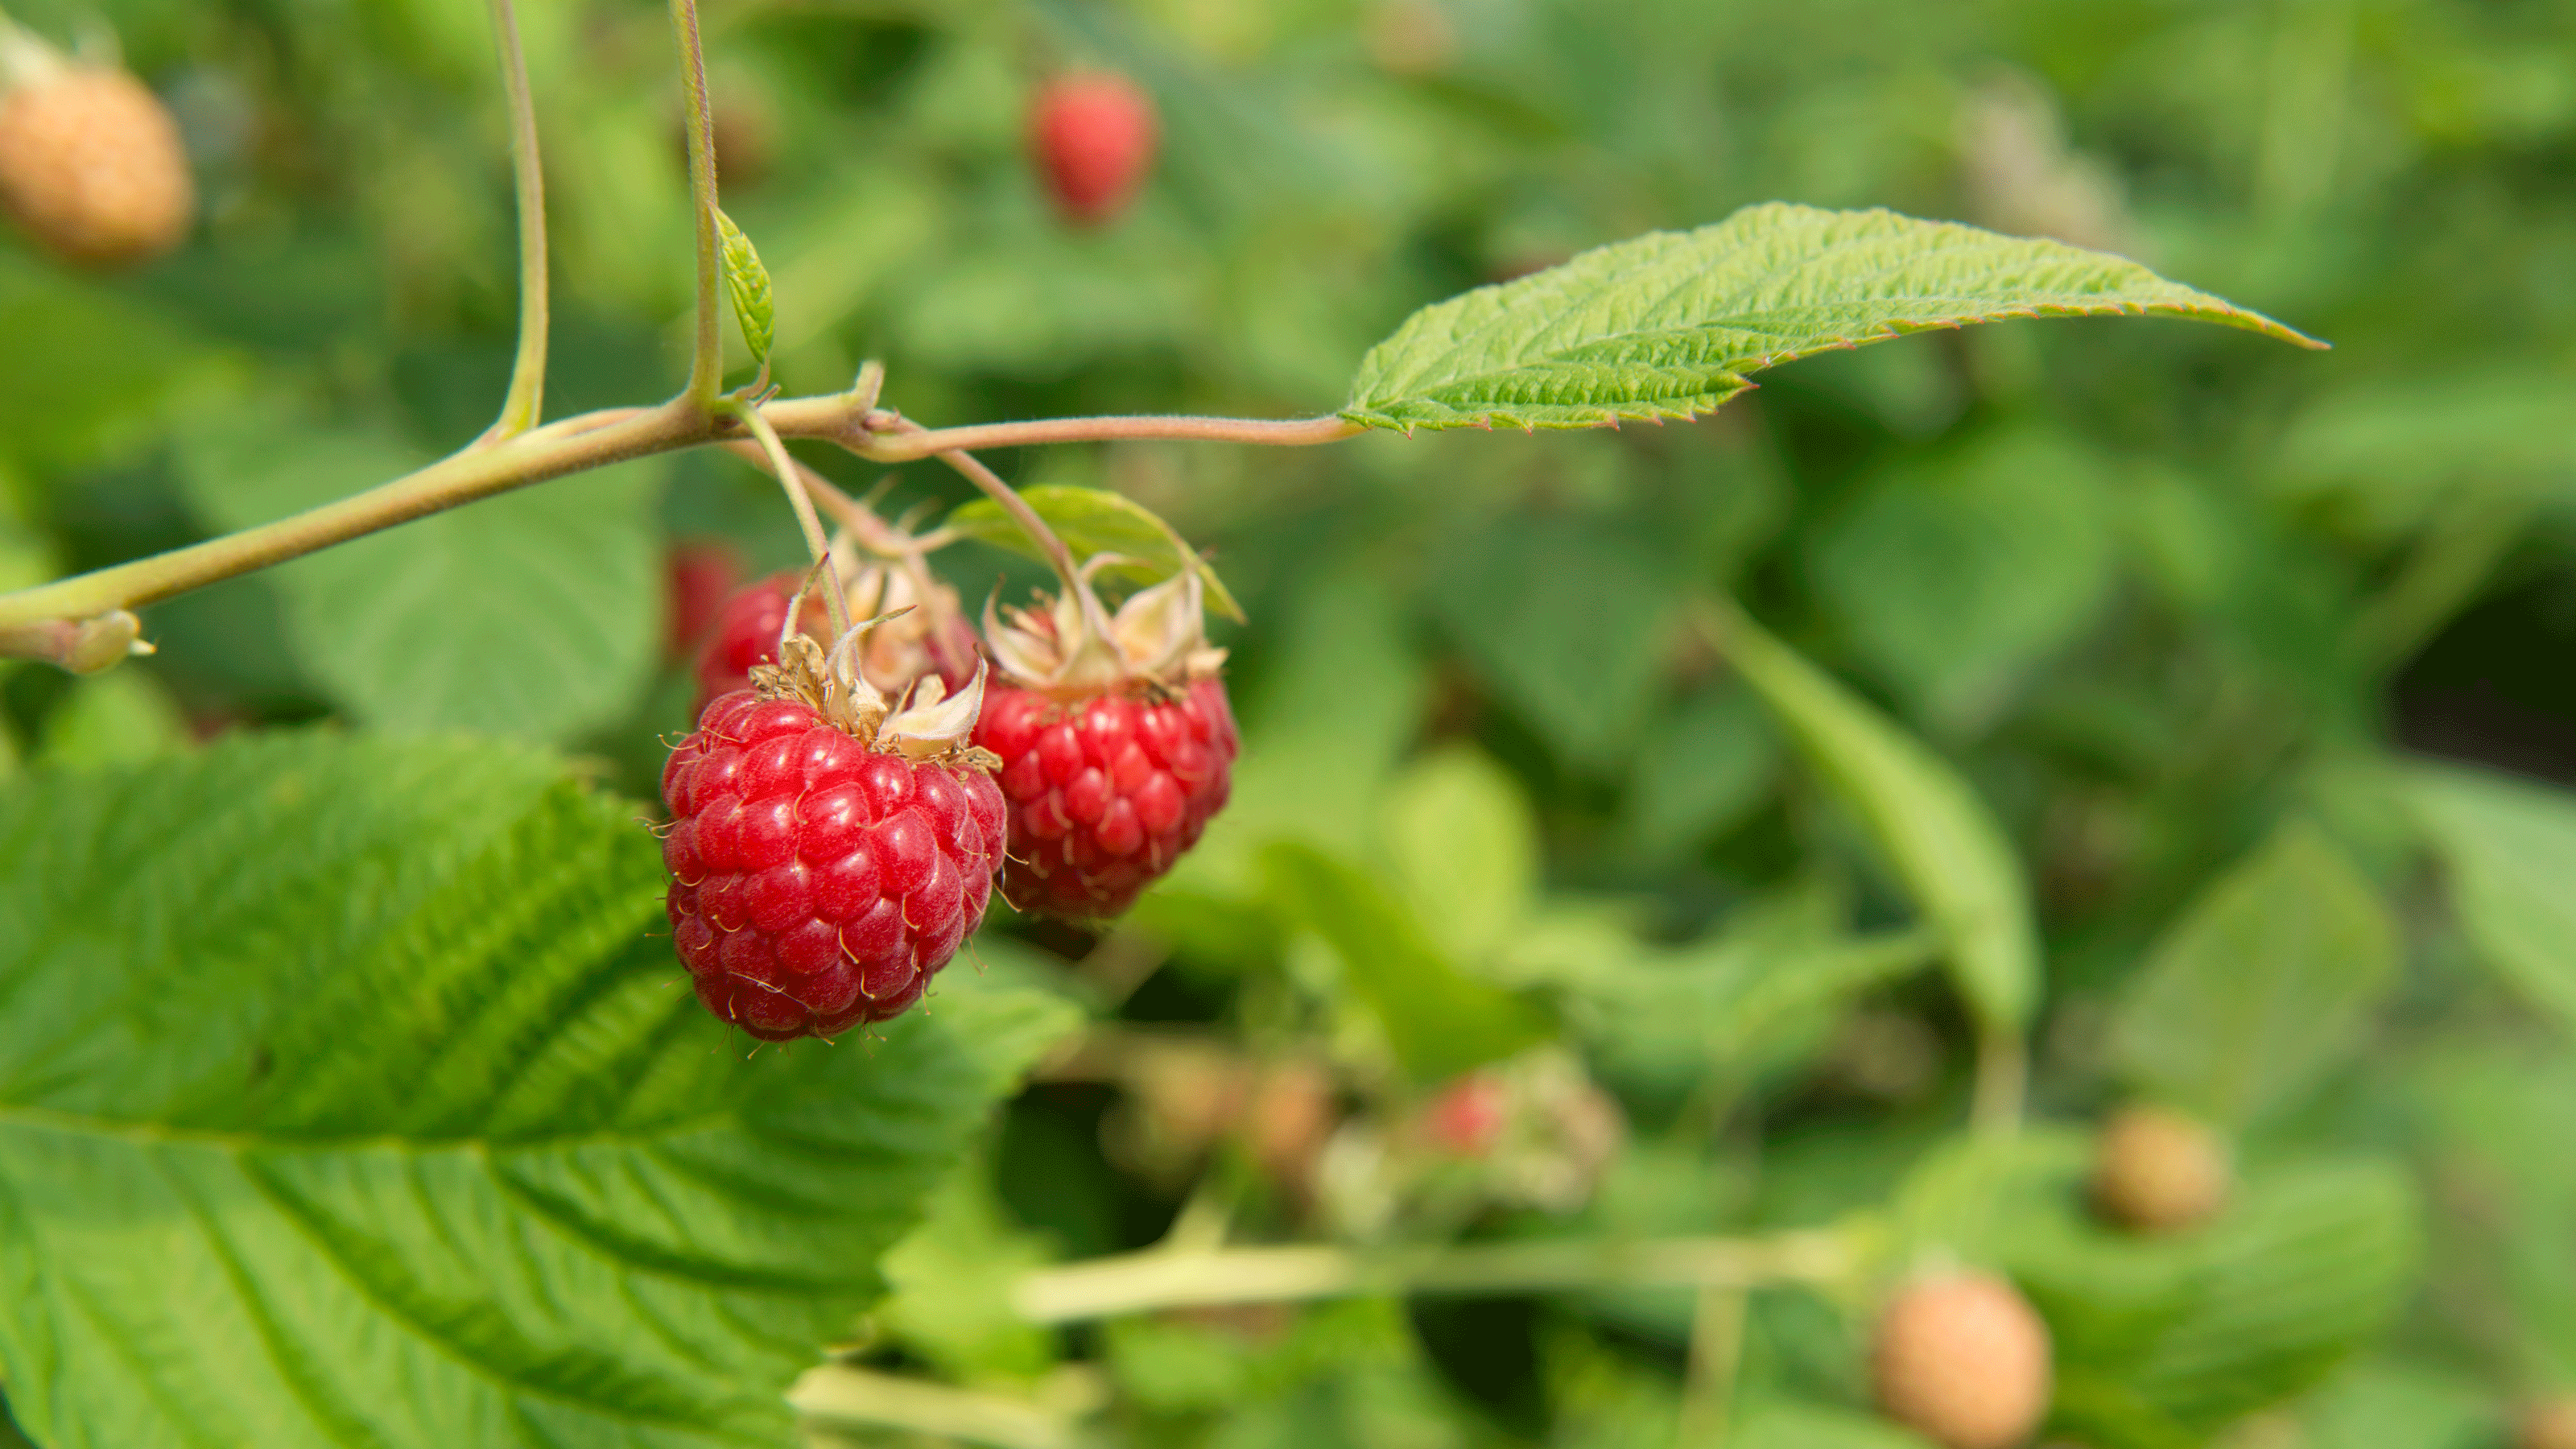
[
  {"x1": 2407, "y1": 767, "x2": 2576, "y2": 1036},
  {"x1": 0, "y1": 736, "x2": 1075, "y2": 1449},
  {"x1": 2109, "y1": 824, "x2": 2396, "y2": 1127},
  {"x1": 1340, "y1": 203, "x2": 2320, "y2": 432},
  {"x1": 944, "y1": 485, "x2": 1243, "y2": 620},
  {"x1": 715, "y1": 208, "x2": 775, "y2": 366},
  {"x1": 1711, "y1": 601, "x2": 2040, "y2": 1029}
]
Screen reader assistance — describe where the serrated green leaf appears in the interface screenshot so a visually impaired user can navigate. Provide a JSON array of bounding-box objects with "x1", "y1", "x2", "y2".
[
  {"x1": 0, "y1": 735, "x2": 1076, "y2": 1449},
  {"x1": 2107, "y1": 823, "x2": 2397, "y2": 1126},
  {"x1": 2014, "y1": 1162, "x2": 2417, "y2": 1448},
  {"x1": 714, "y1": 206, "x2": 775, "y2": 367},
  {"x1": 176, "y1": 407, "x2": 662, "y2": 742},
  {"x1": 944, "y1": 485, "x2": 1242, "y2": 621},
  {"x1": 2405, "y1": 766, "x2": 2576, "y2": 1036},
  {"x1": 1709, "y1": 600, "x2": 2040, "y2": 1030},
  {"x1": 1341, "y1": 203, "x2": 2318, "y2": 432},
  {"x1": 1261, "y1": 841, "x2": 1551, "y2": 1084}
]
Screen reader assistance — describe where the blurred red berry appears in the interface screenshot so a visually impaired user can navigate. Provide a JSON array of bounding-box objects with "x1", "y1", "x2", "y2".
[
  {"x1": 1422, "y1": 1071, "x2": 1511, "y2": 1156},
  {"x1": 665, "y1": 539, "x2": 745, "y2": 663},
  {"x1": 1030, "y1": 72, "x2": 1158, "y2": 225}
]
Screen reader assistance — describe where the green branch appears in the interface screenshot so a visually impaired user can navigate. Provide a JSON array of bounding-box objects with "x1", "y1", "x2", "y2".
[
  {"x1": 482, "y1": 0, "x2": 547, "y2": 440},
  {"x1": 1011, "y1": 1229, "x2": 1854, "y2": 1324},
  {"x1": 667, "y1": 0, "x2": 721, "y2": 410}
]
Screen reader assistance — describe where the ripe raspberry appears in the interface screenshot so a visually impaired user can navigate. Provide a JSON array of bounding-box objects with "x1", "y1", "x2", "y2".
[
  {"x1": 664, "y1": 539, "x2": 745, "y2": 662},
  {"x1": 1871, "y1": 1271, "x2": 2053, "y2": 1449},
  {"x1": 1030, "y1": 72, "x2": 1158, "y2": 225},
  {"x1": 2089, "y1": 1104, "x2": 2231, "y2": 1234},
  {"x1": 661, "y1": 621, "x2": 1002, "y2": 1040},
  {"x1": 695, "y1": 561, "x2": 976, "y2": 716},
  {"x1": 976, "y1": 675, "x2": 1235, "y2": 919},
  {"x1": 0, "y1": 49, "x2": 193, "y2": 266}
]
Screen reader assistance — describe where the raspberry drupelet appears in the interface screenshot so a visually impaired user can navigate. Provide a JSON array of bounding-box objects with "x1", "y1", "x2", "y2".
[
  {"x1": 974, "y1": 567, "x2": 1237, "y2": 921},
  {"x1": 662, "y1": 614, "x2": 1001, "y2": 1040}
]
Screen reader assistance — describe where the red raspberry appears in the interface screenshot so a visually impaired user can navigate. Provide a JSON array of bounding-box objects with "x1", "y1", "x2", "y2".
[
  {"x1": 660, "y1": 688, "x2": 1005, "y2": 1040},
  {"x1": 696, "y1": 570, "x2": 819, "y2": 708},
  {"x1": 694, "y1": 564, "x2": 976, "y2": 717},
  {"x1": 1030, "y1": 72, "x2": 1158, "y2": 225},
  {"x1": 973, "y1": 675, "x2": 1236, "y2": 919},
  {"x1": 664, "y1": 539, "x2": 745, "y2": 663}
]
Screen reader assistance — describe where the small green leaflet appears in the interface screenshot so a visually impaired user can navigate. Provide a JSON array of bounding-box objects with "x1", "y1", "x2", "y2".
[
  {"x1": 1341, "y1": 202, "x2": 2322, "y2": 432},
  {"x1": 714, "y1": 206, "x2": 774, "y2": 369},
  {"x1": 946, "y1": 484, "x2": 1244, "y2": 620}
]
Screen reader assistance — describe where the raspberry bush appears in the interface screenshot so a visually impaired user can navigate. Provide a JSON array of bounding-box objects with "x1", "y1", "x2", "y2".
[{"x1": 1, "y1": 2, "x2": 2570, "y2": 1447}]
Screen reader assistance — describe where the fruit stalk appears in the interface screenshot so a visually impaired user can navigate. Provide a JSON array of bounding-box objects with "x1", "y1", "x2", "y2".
[{"x1": 726, "y1": 398, "x2": 849, "y2": 638}]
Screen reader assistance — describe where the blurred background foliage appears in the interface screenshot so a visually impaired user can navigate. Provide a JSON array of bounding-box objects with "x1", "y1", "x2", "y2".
[{"x1": 3, "y1": 0, "x2": 2576, "y2": 1445}]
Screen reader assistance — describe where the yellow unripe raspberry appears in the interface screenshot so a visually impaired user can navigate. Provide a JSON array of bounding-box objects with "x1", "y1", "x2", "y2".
[
  {"x1": 1872, "y1": 1270, "x2": 2054, "y2": 1449},
  {"x1": 2091, "y1": 1105, "x2": 2231, "y2": 1233},
  {"x1": 0, "y1": 65, "x2": 195, "y2": 266}
]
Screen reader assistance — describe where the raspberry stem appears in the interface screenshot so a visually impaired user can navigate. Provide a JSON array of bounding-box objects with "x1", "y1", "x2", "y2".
[
  {"x1": 1009, "y1": 1228, "x2": 1854, "y2": 1324},
  {"x1": 480, "y1": 0, "x2": 547, "y2": 443},
  {"x1": 668, "y1": 0, "x2": 721, "y2": 413},
  {"x1": 727, "y1": 398, "x2": 850, "y2": 641}
]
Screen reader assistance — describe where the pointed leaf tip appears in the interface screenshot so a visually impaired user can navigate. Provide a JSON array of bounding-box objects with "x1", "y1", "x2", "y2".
[{"x1": 1340, "y1": 202, "x2": 2321, "y2": 433}]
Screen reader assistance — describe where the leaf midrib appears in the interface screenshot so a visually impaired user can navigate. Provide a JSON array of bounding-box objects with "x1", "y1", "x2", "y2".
[{"x1": 0, "y1": 1099, "x2": 742, "y2": 1158}]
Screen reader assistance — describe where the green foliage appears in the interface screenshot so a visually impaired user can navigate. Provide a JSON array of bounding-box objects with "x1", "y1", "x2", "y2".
[
  {"x1": 1262, "y1": 841, "x2": 1553, "y2": 1084},
  {"x1": 176, "y1": 409, "x2": 663, "y2": 742},
  {"x1": 2035, "y1": 1164, "x2": 2421, "y2": 1447},
  {"x1": 714, "y1": 207, "x2": 776, "y2": 369},
  {"x1": 3, "y1": 0, "x2": 2573, "y2": 1441},
  {"x1": 2109, "y1": 823, "x2": 2398, "y2": 1127},
  {"x1": 2407, "y1": 767, "x2": 2576, "y2": 1036},
  {"x1": 1810, "y1": 423, "x2": 2116, "y2": 731},
  {"x1": 1340, "y1": 204, "x2": 2316, "y2": 432},
  {"x1": 941, "y1": 484, "x2": 1242, "y2": 617},
  {"x1": 0, "y1": 737, "x2": 1075, "y2": 1447},
  {"x1": 1713, "y1": 601, "x2": 2040, "y2": 1030}
]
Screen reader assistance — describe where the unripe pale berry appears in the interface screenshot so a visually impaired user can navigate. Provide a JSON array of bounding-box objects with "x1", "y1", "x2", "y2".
[
  {"x1": 1872, "y1": 1271, "x2": 2053, "y2": 1449},
  {"x1": 661, "y1": 687, "x2": 1003, "y2": 1039},
  {"x1": 1030, "y1": 72, "x2": 1157, "y2": 225},
  {"x1": 2090, "y1": 1105, "x2": 2231, "y2": 1234},
  {"x1": 0, "y1": 67, "x2": 193, "y2": 266},
  {"x1": 2516, "y1": 1397, "x2": 2576, "y2": 1449}
]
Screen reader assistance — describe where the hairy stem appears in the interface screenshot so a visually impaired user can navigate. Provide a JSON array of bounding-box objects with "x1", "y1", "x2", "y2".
[
  {"x1": 482, "y1": 0, "x2": 547, "y2": 440},
  {"x1": 903, "y1": 432, "x2": 1084, "y2": 588},
  {"x1": 726, "y1": 400, "x2": 848, "y2": 639},
  {"x1": 667, "y1": 0, "x2": 720, "y2": 409},
  {"x1": 851, "y1": 411, "x2": 1361, "y2": 462},
  {"x1": 0, "y1": 402, "x2": 704, "y2": 632},
  {"x1": 1012, "y1": 1230, "x2": 1852, "y2": 1324},
  {"x1": 0, "y1": 398, "x2": 1362, "y2": 663}
]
